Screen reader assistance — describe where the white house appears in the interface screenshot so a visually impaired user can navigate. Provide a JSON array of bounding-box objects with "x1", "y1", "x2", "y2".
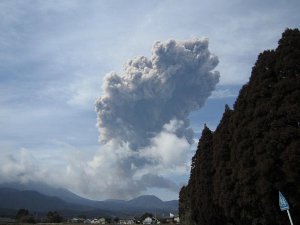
[
  {"x1": 174, "y1": 216, "x2": 180, "y2": 223},
  {"x1": 143, "y1": 217, "x2": 152, "y2": 225},
  {"x1": 91, "y1": 219, "x2": 99, "y2": 224},
  {"x1": 71, "y1": 218, "x2": 85, "y2": 223},
  {"x1": 98, "y1": 218, "x2": 106, "y2": 224},
  {"x1": 119, "y1": 218, "x2": 135, "y2": 225}
]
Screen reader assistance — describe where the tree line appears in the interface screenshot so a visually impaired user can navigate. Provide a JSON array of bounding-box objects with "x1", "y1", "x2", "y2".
[
  {"x1": 179, "y1": 28, "x2": 300, "y2": 225},
  {"x1": 16, "y1": 208, "x2": 63, "y2": 223}
]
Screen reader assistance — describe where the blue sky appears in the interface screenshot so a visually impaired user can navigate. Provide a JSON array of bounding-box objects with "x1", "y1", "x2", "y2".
[{"x1": 0, "y1": 0, "x2": 299, "y2": 200}]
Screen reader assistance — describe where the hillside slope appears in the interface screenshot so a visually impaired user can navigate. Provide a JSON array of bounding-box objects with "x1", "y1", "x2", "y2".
[
  {"x1": 0, "y1": 188, "x2": 92, "y2": 212},
  {"x1": 0, "y1": 182, "x2": 94, "y2": 206},
  {"x1": 0, "y1": 187, "x2": 178, "y2": 217},
  {"x1": 180, "y1": 29, "x2": 300, "y2": 225},
  {"x1": 0, "y1": 182, "x2": 178, "y2": 215}
]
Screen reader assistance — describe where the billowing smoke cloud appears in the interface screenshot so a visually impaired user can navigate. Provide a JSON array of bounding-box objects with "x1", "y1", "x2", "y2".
[
  {"x1": 91, "y1": 38, "x2": 219, "y2": 198},
  {"x1": 96, "y1": 38, "x2": 219, "y2": 150}
]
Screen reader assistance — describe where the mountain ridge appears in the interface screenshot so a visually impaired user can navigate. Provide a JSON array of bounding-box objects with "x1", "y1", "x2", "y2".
[
  {"x1": 0, "y1": 186, "x2": 178, "y2": 217},
  {"x1": 0, "y1": 187, "x2": 93, "y2": 212}
]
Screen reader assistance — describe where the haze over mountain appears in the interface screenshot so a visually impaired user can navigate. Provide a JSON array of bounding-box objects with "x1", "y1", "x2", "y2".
[{"x1": 179, "y1": 29, "x2": 300, "y2": 225}]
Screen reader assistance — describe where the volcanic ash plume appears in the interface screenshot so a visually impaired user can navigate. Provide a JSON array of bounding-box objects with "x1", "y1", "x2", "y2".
[
  {"x1": 91, "y1": 38, "x2": 220, "y2": 198},
  {"x1": 96, "y1": 38, "x2": 219, "y2": 150}
]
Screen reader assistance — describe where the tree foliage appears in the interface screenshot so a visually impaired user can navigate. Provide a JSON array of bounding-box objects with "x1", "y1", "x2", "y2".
[
  {"x1": 47, "y1": 211, "x2": 63, "y2": 223},
  {"x1": 140, "y1": 212, "x2": 154, "y2": 221},
  {"x1": 179, "y1": 28, "x2": 300, "y2": 225},
  {"x1": 16, "y1": 208, "x2": 35, "y2": 223}
]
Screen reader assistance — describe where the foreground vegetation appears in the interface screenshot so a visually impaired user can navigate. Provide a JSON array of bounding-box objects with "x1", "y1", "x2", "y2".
[{"x1": 179, "y1": 29, "x2": 300, "y2": 225}]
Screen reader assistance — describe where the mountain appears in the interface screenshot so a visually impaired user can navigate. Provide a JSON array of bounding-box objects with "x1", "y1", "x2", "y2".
[
  {"x1": 0, "y1": 182, "x2": 178, "y2": 215},
  {"x1": 0, "y1": 182, "x2": 95, "y2": 206},
  {"x1": 126, "y1": 195, "x2": 178, "y2": 213},
  {"x1": 179, "y1": 28, "x2": 300, "y2": 225},
  {"x1": 91, "y1": 195, "x2": 178, "y2": 216},
  {"x1": 127, "y1": 195, "x2": 164, "y2": 208},
  {"x1": 0, "y1": 186, "x2": 178, "y2": 217},
  {"x1": 0, "y1": 188, "x2": 93, "y2": 212}
]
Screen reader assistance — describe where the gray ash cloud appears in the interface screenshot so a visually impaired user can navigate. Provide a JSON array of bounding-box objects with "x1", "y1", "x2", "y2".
[{"x1": 96, "y1": 38, "x2": 219, "y2": 150}]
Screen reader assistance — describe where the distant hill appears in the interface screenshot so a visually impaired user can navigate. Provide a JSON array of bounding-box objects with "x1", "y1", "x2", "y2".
[
  {"x1": 179, "y1": 28, "x2": 300, "y2": 225},
  {"x1": 126, "y1": 195, "x2": 178, "y2": 213},
  {"x1": 0, "y1": 182, "x2": 94, "y2": 206},
  {"x1": 0, "y1": 188, "x2": 93, "y2": 212},
  {"x1": 0, "y1": 185, "x2": 178, "y2": 217},
  {"x1": 83, "y1": 195, "x2": 178, "y2": 216},
  {"x1": 128, "y1": 195, "x2": 164, "y2": 208}
]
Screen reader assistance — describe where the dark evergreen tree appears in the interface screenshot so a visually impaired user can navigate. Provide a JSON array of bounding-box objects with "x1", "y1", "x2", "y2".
[
  {"x1": 113, "y1": 217, "x2": 120, "y2": 223},
  {"x1": 16, "y1": 208, "x2": 35, "y2": 223},
  {"x1": 179, "y1": 185, "x2": 193, "y2": 225},
  {"x1": 140, "y1": 212, "x2": 153, "y2": 221},
  {"x1": 180, "y1": 28, "x2": 300, "y2": 225},
  {"x1": 47, "y1": 211, "x2": 63, "y2": 223}
]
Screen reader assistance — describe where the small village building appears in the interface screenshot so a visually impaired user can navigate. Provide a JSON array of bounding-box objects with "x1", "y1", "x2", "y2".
[
  {"x1": 119, "y1": 217, "x2": 136, "y2": 225},
  {"x1": 90, "y1": 218, "x2": 106, "y2": 224},
  {"x1": 84, "y1": 219, "x2": 92, "y2": 224},
  {"x1": 174, "y1": 216, "x2": 180, "y2": 224},
  {"x1": 98, "y1": 217, "x2": 106, "y2": 224},
  {"x1": 142, "y1": 217, "x2": 152, "y2": 225},
  {"x1": 71, "y1": 218, "x2": 85, "y2": 223},
  {"x1": 142, "y1": 217, "x2": 160, "y2": 224},
  {"x1": 153, "y1": 218, "x2": 160, "y2": 224},
  {"x1": 91, "y1": 218, "x2": 100, "y2": 224}
]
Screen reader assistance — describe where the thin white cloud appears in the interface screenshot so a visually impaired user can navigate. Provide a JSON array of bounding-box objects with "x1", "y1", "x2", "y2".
[
  {"x1": 67, "y1": 75, "x2": 103, "y2": 109},
  {"x1": 209, "y1": 88, "x2": 238, "y2": 99}
]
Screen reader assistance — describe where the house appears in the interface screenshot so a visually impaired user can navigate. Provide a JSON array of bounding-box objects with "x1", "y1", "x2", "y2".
[
  {"x1": 142, "y1": 217, "x2": 152, "y2": 225},
  {"x1": 92, "y1": 218, "x2": 100, "y2": 224},
  {"x1": 71, "y1": 218, "x2": 85, "y2": 223},
  {"x1": 84, "y1": 219, "x2": 92, "y2": 224},
  {"x1": 98, "y1": 217, "x2": 106, "y2": 224},
  {"x1": 160, "y1": 214, "x2": 179, "y2": 224},
  {"x1": 142, "y1": 217, "x2": 160, "y2": 225},
  {"x1": 119, "y1": 218, "x2": 136, "y2": 225},
  {"x1": 174, "y1": 216, "x2": 180, "y2": 224},
  {"x1": 152, "y1": 217, "x2": 160, "y2": 224}
]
